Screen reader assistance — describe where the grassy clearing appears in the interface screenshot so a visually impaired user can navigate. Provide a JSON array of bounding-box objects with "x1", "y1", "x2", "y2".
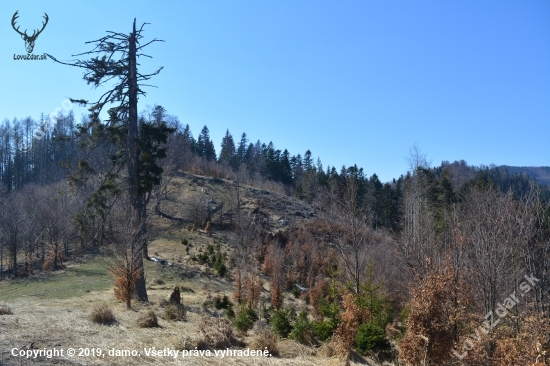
[{"x1": 0, "y1": 255, "x2": 111, "y2": 300}]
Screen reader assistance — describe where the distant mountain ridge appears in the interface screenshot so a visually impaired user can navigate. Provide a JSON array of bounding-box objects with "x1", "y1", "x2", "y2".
[{"x1": 499, "y1": 166, "x2": 550, "y2": 187}]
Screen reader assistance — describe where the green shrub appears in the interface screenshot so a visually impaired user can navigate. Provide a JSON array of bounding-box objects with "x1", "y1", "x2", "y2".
[
  {"x1": 214, "y1": 295, "x2": 231, "y2": 310},
  {"x1": 226, "y1": 302, "x2": 235, "y2": 319},
  {"x1": 213, "y1": 257, "x2": 227, "y2": 277},
  {"x1": 355, "y1": 323, "x2": 390, "y2": 354},
  {"x1": 206, "y1": 244, "x2": 214, "y2": 255},
  {"x1": 197, "y1": 252, "x2": 209, "y2": 264},
  {"x1": 291, "y1": 285, "x2": 300, "y2": 298},
  {"x1": 271, "y1": 307, "x2": 294, "y2": 338},
  {"x1": 181, "y1": 238, "x2": 188, "y2": 245},
  {"x1": 233, "y1": 306, "x2": 257, "y2": 333},
  {"x1": 311, "y1": 319, "x2": 337, "y2": 341},
  {"x1": 289, "y1": 310, "x2": 315, "y2": 345},
  {"x1": 319, "y1": 299, "x2": 340, "y2": 321}
]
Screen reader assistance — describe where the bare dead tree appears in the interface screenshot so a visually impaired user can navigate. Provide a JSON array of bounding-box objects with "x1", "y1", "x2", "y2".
[
  {"x1": 516, "y1": 183, "x2": 550, "y2": 316},
  {"x1": 48, "y1": 19, "x2": 171, "y2": 302},
  {"x1": 25, "y1": 183, "x2": 78, "y2": 270},
  {"x1": 329, "y1": 175, "x2": 377, "y2": 294},
  {"x1": 404, "y1": 143, "x2": 432, "y2": 174},
  {"x1": 0, "y1": 193, "x2": 26, "y2": 277},
  {"x1": 460, "y1": 187, "x2": 522, "y2": 314}
]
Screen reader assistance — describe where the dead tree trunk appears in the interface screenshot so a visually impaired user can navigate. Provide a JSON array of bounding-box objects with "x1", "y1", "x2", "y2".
[{"x1": 128, "y1": 19, "x2": 147, "y2": 301}]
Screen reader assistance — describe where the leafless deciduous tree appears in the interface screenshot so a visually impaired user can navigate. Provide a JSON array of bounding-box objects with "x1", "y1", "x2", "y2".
[
  {"x1": 404, "y1": 143, "x2": 432, "y2": 173},
  {"x1": 460, "y1": 187, "x2": 525, "y2": 314},
  {"x1": 26, "y1": 183, "x2": 77, "y2": 271},
  {"x1": 512, "y1": 184, "x2": 550, "y2": 315},
  {"x1": 0, "y1": 193, "x2": 26, "y2": 278},
  {"x1": 329, "y1": 175, "x2": 378, "y2": 294}
]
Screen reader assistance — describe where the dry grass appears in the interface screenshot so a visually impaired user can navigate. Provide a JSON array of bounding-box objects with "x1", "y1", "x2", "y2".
[
  {"x1": 151, "y1": 277, "x2": 165, "y2": 285},
  {"x1": 163, "y1": 303, "x2": 187, "y2": 321},
  {"x1": 176, "y1": 316, "x2": 243, "y2": 351},
  {"x1": 250, "y1": 321, "x2": 279, "y2": 356},
  {"x1": 137, "y1": 310, "x2": 159, "y2": 328},
  {"x1": 88, "y1": 303, "x2": 116, "y2": 325}
]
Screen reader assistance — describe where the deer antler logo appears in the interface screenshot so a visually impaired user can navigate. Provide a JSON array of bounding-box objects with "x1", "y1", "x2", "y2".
[{"x1": 12, "y1": 11, "x2": 49, "y2": 54}]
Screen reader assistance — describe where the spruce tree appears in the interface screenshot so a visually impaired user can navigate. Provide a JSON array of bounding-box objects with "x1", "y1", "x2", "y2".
[
  {"x1": 47, "y1": 19, "x2": 171, "y2": 301},
  {"x1": 219, "y1": 129, "x2": 236, "y2": 167},
  {"x1": 197, "y1": 125, "x2": 216, "y2": 161}
]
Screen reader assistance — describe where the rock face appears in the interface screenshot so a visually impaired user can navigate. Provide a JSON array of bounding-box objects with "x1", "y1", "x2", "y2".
[{"x1": 155, "y1": 172, "x2": 318, "y2": 235}]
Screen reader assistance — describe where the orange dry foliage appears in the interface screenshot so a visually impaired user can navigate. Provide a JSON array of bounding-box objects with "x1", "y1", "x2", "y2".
[
  {"x1": 332, "y1": 293, "x2": 370, "y2": 360},
  {"x1": 462, "y1": 315, "x2": 550, "y2": 366},
  {"x1": 245, "y1": 275, "x2": 262, "y2": 307},
  {"x1": 111, "y1": 262, "x2": 141, "y2": 309},
  {"x1": 233, "y1": 269, "x2": 244, "y2": 304},
  {"x1": 399, "y1": 265, "x2": 470, "y2": 366},
  {"x1": 233, "y1": 271, "x2": 262, "y2": 308},
  {"x1": 42, "y1": 244, "x2": 64, "y2": 270},
  {"x1": 309, "y1": 278, "x2": 329, "y2": 319},
  {"x1": 271, "y1": 282, "x2": 283, "y2": 309}
]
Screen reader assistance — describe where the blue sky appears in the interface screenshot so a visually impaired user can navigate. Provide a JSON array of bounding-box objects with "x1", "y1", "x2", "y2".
[{"x1": 1, "y1": 0, "x2": 548, "y2": 182}]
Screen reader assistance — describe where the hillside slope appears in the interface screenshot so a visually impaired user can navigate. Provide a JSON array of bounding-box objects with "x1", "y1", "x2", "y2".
[
  {"x1": 500, "y1": 165, "x2": 550, "y2": 186},
  {"x1": 0, "y1": 173, "x2": 384, "y2": 366}
]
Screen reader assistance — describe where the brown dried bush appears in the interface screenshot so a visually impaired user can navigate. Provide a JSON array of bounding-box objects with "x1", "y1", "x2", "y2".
[
  {"x1": 137, "y1": 310, "x2": 159, "y2": 328},
  {"x1": 88, "y1": 304, "x2": 116, "y2": 325},
  {"x1": 42, "y1": 246, "x2": 64, "y2": 271},
  {"x1": 309, "y1": 278, "x2": 328, "y2": 319},
  {"x1": 175, "y1": 317, "x2": 242, "y2": 350},
  {"x1": 245, "y1": 275, "x2": 262, "y2": 307},
  {"x1": 461, "y1": 314, "x2": 550, "y2": 366},
  {"x1": 0, "y1": 305, "x2": 13, "y2": 315},
  {"x1": 163, "y1": 303, "x2": 187, "y2": 321},
  {"x1": 399, "y1": 265, "x2": 470, "y2": 366},
  {"x1": 111, "y1": 266, "x2": 141, "y2": 310},
  {"x1": 233, "y1": 269, "x2": 244, "y2": 304},
  {"x1": 271, "y1": 282, "x2": 283, "y2": 309},
  {"x1": 250, "y1": 321, "x2": 279, "y2": 356},
  {"x1": 332, "y1": 293, "x2": 369, "y2": 360}
]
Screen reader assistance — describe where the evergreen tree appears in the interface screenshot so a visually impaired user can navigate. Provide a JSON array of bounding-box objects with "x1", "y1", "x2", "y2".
[
  {"x1": 48, "y1": 19, "x2": 171, "y2": 301},
  {"x1": 438, "y1": 168, "x2": 456, "y2": 206},
  {"x1": 196, "y1": 125, "x2": 216, "y2": 161},
  {"x1": 219, "y1": 129, "x2": 236, "y2": 167},
  {"x1": 279, "y1": 149, "x2": 292, "y2": 185},
  {"x1": 180, "y1": 124, "x2": 196, "y2": 154},
  {"x1": 236, "y1": 132, "x2": 248, "y2": 166},
  {"x1": 290, "y1": 154, "x2": 303, "y2": 182},
  {"x1": 303, "y1": 149, "x2": 314, "y2": 172}
]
